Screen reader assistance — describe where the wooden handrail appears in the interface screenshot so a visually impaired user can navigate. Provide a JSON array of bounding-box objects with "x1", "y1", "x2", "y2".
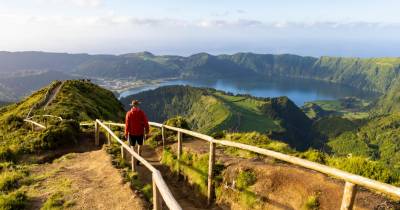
[
  {"x1": 26, "y1": 115, "x2": 63, "y2": 121},
  {"x1": 26, "y1": 117, "x2": 400, "y2": 209},
  {"x1": 108, "y1": 120, "x2": 400, "y2": 209},
  {"x1": 95, "y1": 120, "x2": 182, "y2": 210},
  {"x1": 24, "y1": 119, "x2": 46, "y2": 129}
]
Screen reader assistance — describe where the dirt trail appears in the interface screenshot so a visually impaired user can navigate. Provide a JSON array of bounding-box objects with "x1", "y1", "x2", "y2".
[
  {"x1": 28, "y1": 149, "x2": 148, "y2": 210},
  {"x1": 133, "y1": 144, "x2": 221, "y2": 210},
  {"x1": 43, "y1": 81, "x2": 64, "y2": 110}
]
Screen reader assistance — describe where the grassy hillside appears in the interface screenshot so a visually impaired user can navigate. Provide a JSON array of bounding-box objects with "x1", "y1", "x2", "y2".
[
  {"x1": 327, "y1": 113, "x2": 400, "y2": 179},
  {"x1": 0, "y1": 80, "x2": 126, "y2": 209},
  {"x1": 36, "y1": 80, "x2": 125, "y2": 122},
  {"x1": 121, "y1": 85, "x2": 314, "y2": 149}
]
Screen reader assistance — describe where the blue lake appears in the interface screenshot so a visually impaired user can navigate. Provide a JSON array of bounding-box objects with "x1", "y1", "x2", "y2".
[{"x1": 119, "y1": 77, "x2": 378, "y2": 106}]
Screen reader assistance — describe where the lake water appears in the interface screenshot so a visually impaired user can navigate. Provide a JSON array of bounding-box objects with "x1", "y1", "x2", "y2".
[{"x1": 119, "y1": 77, "x2": 378, "y2": 106}]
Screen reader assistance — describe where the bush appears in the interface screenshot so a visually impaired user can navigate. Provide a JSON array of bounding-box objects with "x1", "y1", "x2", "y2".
[
  {"x1": 224, "y1": 132, "x2": 294, "y2": 157},
  {"x1": 303, "y1": 194, "x2": 319, "y2": 210},
  {"x1": 164, "y1": 116, "x2": 190, "y2": 129},
  {"x1": 298, "y1": 149, "x2": 327, "y2": 164},
  {"x1": 0, "y1": 171, "x2": 25, "y2": 192},
  {"x1": 235, "y1": 170, "x2": 257, "y2": 190},
  {"x1": 34, "y1": 120, "x2": 80, "y2": 150},
  {"x1": 0, "y1": 147, "x2": 14, "y2": 162},
  {"x1": 0, "y1": 190, "x2": 27, "y2": 210},
  {"x1": 40, "y1": 192, "x2": 65, "y2": 210},
  {"x1": 4, "y1": 115, "x2": 24, "y2": 131},
  {"x1": 327, "y1": 156, "x2": 399, "y2": 183}
]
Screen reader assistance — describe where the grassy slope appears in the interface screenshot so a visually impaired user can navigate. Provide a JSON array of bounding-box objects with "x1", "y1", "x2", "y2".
[
  {"x1": 38, "y1": 80, "x2": 125, "y2": 122},
  {"x1": 0, "y1": 80, "x2": 127, "y2": 209},
  {"x1": 123, "y1": 86, "x2": 283, "y2": 134},
  {"x1": 328, "y1": 113, "x2": 400, "y2": 173},
  {"x1": 213, "y1": 93, "x2": 280, "y2": 132},
  {"x1": 123, "y1": 85, "x2": 314, "y2": 149}
]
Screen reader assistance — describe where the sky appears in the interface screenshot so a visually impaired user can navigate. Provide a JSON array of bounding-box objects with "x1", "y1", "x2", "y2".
[{"x1": 0, "y1": 0, "x2": 400, "y2": 57}]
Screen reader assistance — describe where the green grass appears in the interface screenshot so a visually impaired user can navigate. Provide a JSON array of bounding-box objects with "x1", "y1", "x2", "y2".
[
  {"x1": 0, "y1": 171, "x2": 26, "y2": 193},
  {"x1": 222, "y1": 132, "x2": 294, "y2": 158},
  {"x1": 161, "y1": 148, "x2": 224, "y2": 197},
  {"x1": 302, "y1": 194, "x2": 320, "y2": 210},
  {"x1": 40, "y1": 80, "x2": 125, "y2": 121},
  {"x1": 0, "y1": 190, "x2": 27, "y2": 210},
  {"x1": 213, "y1": 92, "x2": 281, "y2": 132}
]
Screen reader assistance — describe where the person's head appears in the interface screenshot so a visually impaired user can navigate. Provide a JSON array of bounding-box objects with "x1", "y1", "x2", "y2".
[{"x1": 130, "y1": 100, "x2": 140, "y2": 108}]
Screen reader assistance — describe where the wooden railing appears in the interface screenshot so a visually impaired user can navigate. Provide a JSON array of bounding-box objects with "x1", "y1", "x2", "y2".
[
  {"x1": 106, "y1": 121, "x2": 400, "y2": 210},
  {"x1": 24, "y1": 115, "x2": 63, "y2": 130},
  {"x1": 24, "y1": 118, "x2": 400, "y2": 210},
  {"x1": 95, "y1": 120, "x2": 182, "y2": 210}
]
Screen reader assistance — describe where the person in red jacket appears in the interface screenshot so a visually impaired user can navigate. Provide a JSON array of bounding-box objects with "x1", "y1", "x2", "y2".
[{"x1": 125, "y1": 100, "x2": 150, "y2": 157}]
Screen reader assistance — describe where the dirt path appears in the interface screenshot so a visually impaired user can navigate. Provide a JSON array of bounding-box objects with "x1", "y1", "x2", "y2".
[
  {"x1": 43, "y1": 81, "x2": 64, "y2": 110},
  {"x1": 28, "y1": 149, "x2": 148, "y2": 210},
  {"x1": 132, "y1": 144, "x2": 221, "y2": 210}
]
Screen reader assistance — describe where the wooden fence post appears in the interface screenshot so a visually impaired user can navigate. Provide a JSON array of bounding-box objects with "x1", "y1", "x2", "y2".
[
  {"x1": 95, "y1": 121, "x2": 99, "y2": 146},
  {"x1": 340, "y1": 182, "x2": 357, "y2": 210},
  {"x1": 207, "y1": 141, "x2": 216, "y2": 206},
  {"x1": 177, "y1": 131, "x2": 182, "y2": 160},
  {"x1": 152, "y1": 173, "x2": 162, "y2": 210},
  {"x1": 161, "y1": 126, "x2": 165, "y2": 148},
  {"x1": 107, "y1": 124, "x2": 111, "y2": 145},
  {"x1": 121, "y1": 146, "x2": 125, "y2": 159},
  {"x1": 131, "y1": 146, "x2": 136, "y2": 172}
]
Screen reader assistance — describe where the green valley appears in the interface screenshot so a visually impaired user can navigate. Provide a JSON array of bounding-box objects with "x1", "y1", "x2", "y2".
[{"x1": 121, "y1": 85, "x2": 314, "y2": 149}]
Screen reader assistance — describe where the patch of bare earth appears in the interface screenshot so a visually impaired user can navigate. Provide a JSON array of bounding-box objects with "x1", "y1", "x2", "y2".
[{"x1": 27, "y1": 149, "x2": 148, "y2": 210}]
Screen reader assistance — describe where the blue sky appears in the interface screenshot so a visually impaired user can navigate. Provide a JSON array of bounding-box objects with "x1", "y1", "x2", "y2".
[{"x1": 1, "y1": 0, "x2": 400, "y2": 57}]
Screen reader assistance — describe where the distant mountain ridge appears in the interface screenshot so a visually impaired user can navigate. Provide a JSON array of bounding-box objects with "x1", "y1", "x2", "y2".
[
  {"x1": 1, "y1": 51, "x2": 400, "y2": 112},
  {"x1": 1, "y1": 51, "x2": 399, "y2": 91}
]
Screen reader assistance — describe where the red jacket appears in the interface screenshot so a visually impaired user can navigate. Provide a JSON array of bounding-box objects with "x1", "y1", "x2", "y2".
[{"x1": 125, "y1": 107, "x2": 150, "y2": 136}]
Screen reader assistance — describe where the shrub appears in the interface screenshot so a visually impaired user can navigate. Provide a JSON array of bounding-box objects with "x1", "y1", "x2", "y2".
[
  {"x1": 34, "y1": 120, "x2": 80, "y2": 150},
  {"x1": 164, "y1": 116, "x2": 190, "y2": 129},
  {"x1": 40, "y1": 192, "x2": 65, "y2": 210},
  {"x1": 235, "y1": 170, "x2": 257, "y2": 191},
  {"x1": 4, "y1": 115, "x2": 24, "y2": 131},
  {"x1": 0, "y1": 171, "x2": 25, "y2": 192},
  {"x1": 224, "y1": 132, "x2": 294, "y2": 157},
  {"x1": 0, "y1": 147, "x2": 14, "y2": 162},
  {"x1": 0, "y1": 190, "x2": 27, "y2": 210},
  {"x1": 298, "y1": 149, "x2": 327, "y2": 164},
  {"x1": 303, "y1": 194, "x2": 320, "y2": 210},
  {"x1": 327, "y1": 156, "x2": 399, "y2": 183}
]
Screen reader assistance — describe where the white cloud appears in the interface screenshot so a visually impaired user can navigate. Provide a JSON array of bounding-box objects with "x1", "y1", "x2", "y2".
[{"x1": 36, "y1": 0, "x2": 102, "y2": 8}]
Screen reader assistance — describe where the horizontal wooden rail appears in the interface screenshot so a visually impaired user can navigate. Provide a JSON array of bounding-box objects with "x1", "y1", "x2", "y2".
[
  {"x1": 95, "y1": 120, "x2": 182, "y2": 210},
  {"x1": 108, "y1": 120, "x2": 400, "y2": 209},
  {"x1": 26, "y1": 118, "x2": 400, "y2": 209},
  {"x1": 24, "y1": 119, "x2": 46, "y2": 129},
  {"x1": 214, "y1": 139, "x2": 400, "y2": 198},
  {"x1": 26, "y1": 115, "x2": 63, "y2": 121}
]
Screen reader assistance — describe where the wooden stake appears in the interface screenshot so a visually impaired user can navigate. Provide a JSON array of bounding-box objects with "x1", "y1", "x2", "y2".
[
  {"x1": 131, "y1": 146, "x2": 136, "y2": 172},
  {"x1": 161, "y1": 126, "x2": 165, "y2": 148},
  {"x1": 121, "y1": 146, "x2": 125, "y2": 159},
  {"x1": 152, "y1": 173, "x2": 163, "y2": 210},
  {"x1": 340, "y1": 182, "x2": 357, "y2": 210},
  {"x1": 94, "y1": 121, "x2": 99, "y2": 146},
  {"x1": 107, "y1": 124, "x2": 111, "y2": 145},
  {"x1": 207, "y1": 141, "x2": 216, "y2": 206},
  {"x1": 177, "y1": 131, "x2": 182, "y2": 160}
]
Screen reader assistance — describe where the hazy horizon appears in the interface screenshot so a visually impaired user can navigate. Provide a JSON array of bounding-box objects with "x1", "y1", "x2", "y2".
[{"x1": 1, "y1": 0, "x2": 400, "y2": 57}]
